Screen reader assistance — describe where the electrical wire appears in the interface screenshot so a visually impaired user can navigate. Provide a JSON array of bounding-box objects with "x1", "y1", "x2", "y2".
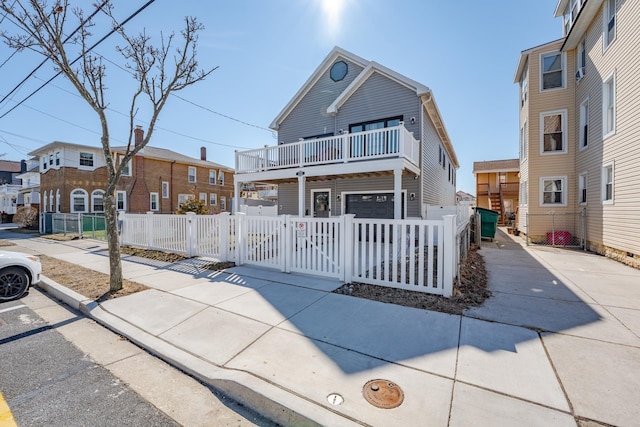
[{"x1": 0, "y1": 0, "x2": 155, "y2": 119}]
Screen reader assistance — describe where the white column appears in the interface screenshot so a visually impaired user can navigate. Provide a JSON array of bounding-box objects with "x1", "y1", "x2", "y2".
[
  {"x1": 394, "y1": 169, "x2": 402, "y2": 220},
  {"x1": 297, "y1": 172, "x2": 306, "y2": 217},
  {"x1": 233, "y1": 176, "x2": 241, "y2": 214},
  {"x1": 442, "y1": 214, "x2": 456, "y2": 298}
]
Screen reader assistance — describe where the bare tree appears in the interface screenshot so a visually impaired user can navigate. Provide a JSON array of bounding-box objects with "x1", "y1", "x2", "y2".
[{"x1": 0, "y1": 0, "x2": 216, "y2": 292}]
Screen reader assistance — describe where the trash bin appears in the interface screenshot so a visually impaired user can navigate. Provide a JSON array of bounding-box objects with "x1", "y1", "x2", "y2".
[{"x1": 474, "y1": 207, "x2": 500, "y2": 241}]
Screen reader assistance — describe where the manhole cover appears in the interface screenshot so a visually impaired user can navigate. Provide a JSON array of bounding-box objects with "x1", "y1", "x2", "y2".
[{"x1": 362, "y1": 379, "x2": 404, "y2": 409}]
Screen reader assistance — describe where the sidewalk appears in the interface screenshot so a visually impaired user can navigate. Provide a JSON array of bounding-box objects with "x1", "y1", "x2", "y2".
[{"x1": 3, "y1": 228, "x2": 640, "y2": 426}]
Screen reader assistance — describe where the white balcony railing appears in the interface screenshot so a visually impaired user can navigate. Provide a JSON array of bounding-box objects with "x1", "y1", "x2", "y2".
[{"x1": 236, "y1": 124, "x2": 420, "y2": 174}]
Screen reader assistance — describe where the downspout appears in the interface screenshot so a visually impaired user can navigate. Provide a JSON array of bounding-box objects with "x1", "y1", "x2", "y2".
[{"x1": 170, "y1": 160, "x2": 176, "y2": 213}]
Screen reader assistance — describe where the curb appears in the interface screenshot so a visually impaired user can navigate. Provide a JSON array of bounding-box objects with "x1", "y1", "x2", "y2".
[{"x1": 36, "y1": 276, "x2": 357, "y2": 427}]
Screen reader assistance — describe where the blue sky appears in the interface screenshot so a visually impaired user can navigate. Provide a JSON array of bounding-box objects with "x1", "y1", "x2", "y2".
[{"x1": 0, "y1": 0, "x2": 561, "y2": 195}]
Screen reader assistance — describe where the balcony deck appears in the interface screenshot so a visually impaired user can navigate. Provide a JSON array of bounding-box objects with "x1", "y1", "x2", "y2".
[{"x1": 235, "y1": 125, "x2": 420, "y2": 175}]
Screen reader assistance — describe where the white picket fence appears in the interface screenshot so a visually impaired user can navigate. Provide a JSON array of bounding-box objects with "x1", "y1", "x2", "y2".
[{"x1": 119, "y1": 212, "x2": 460, "y2": 296}]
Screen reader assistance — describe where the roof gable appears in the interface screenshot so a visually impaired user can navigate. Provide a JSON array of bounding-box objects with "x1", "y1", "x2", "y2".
[
  {"x1": 270, "y1": 46, "x2": 368, "y2": 130},
  {"x1": 327, "y1": 62, "x2": 430, "y2": 115},
  {"x1": 473, "y1": 159, "x2": 520, "y2": 174}
]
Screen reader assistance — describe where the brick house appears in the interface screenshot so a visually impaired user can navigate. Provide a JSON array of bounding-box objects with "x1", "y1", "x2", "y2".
[{"x1": 28, "y1": 127, "x2": 234, "y2": 214}]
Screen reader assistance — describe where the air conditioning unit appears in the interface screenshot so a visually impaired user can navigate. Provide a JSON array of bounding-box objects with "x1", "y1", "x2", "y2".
[{"x1": 575, "y1": 67, "x2": 585, "y2": 82}]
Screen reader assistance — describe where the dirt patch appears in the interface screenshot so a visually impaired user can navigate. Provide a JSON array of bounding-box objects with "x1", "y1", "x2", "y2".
[
  {"x1": 333, "y1": 245, "x2": 489, "y2": 315},
  {"x1": 0, "y1": 240, "x2": 16, "y2": 247},
  {"x1": 120, "y1": 246, "x2": 189, "y2": 263},
  {"x1": 40, "y1": 233, "x2": 81, "y2": 241},
  {"x1": 39, "y1": 255, "x2": 148, "y2": 301}
]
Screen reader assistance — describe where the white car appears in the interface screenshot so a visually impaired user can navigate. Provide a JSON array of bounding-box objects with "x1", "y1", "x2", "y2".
[{"x1": 0, "y1": 250, "x2": 42, "y2": 302}]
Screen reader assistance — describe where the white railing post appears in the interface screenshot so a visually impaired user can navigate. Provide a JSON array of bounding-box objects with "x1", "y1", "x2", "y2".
[
  {"x1": 77, "y1": 213, "x2": 82, "y2": 238},
  {"x1": 186, "y1": 212, "x2": 196, "y2": 257},
  {"x1": 443, "y1": 215, "x2": 456, "y2": 297},
  {"x1": 342, "y1": 132, "x2": 349, "y2": 163},
  {"x1": 146, "y1": 211, "x2": 154, "y2": 249},
  {"x1": 342, "y1": 214, "x2": 355, "y2": 282},
  {"x1": 283, "y1": 215, "x2": 292, "y2": 273},
  {"x1": 262, "y1": 145, "x2": 269, "y2": 171},
  {"x1": 235, "y1": 212, "x2": 245, "y2": 264},
  {"x1": 219, "y1": 212, "x2": 230, "y2": 261}
]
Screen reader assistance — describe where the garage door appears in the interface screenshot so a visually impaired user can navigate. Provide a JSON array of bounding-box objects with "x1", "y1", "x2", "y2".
[{"x1": 345, "y1": 193, "x2": 404, "y2": 219}]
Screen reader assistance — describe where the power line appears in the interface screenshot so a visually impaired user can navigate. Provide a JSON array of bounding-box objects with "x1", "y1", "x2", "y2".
[
  {"x1": 30, "y1": 75, "x2": 253, "y2": 150},
  {"x1": 0, "y1": 0, "x2": 110, "y2": 109},
  {"x1": 0, "y1": 0, "x2": 155, "y2": 119}
]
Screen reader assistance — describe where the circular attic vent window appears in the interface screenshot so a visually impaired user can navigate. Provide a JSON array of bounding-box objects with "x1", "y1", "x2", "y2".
[{"x1": 330, "y1": 60, "x2": 348, "y2": 82}]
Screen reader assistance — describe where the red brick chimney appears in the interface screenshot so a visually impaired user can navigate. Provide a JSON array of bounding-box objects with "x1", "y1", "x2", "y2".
[
  {"x1": 134, "y1": 125, "x2": 144, "y2": 147},
  {"x1": 200, "y1": 146, "x2": 206, "y2": 161}
]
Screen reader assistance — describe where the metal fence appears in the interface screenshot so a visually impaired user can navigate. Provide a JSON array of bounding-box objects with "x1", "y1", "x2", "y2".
[
  {"x1": 40, "y1": 213, "x2": 107, "y2": 241},
  {"x1": 525, "y1": 210, "x2": 586, "y2": 249}
]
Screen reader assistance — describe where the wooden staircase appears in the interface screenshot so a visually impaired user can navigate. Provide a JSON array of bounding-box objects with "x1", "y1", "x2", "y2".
[{"x1": 489, "y1": 193, "x2": 504, "y2": 224}]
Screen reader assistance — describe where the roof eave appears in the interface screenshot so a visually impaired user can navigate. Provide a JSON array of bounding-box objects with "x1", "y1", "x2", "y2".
[
  {"x1": 420, "y1": 92, "x2": 459, "y2": 169},
  {"x1": 269, "y1": 46, "x2": 369, "y2": 131},
  {"x1": 560, "y1": 0, "x2": 604, "y2": 51}
]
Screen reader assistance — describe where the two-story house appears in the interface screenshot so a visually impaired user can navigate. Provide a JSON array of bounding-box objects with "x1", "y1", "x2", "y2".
[
  {"x1": 234, "y1": 46, "x2": 459, "y2": 220},
  {"x1": 29, "y1": 127, "x2": 235, "y2": 215},
  {"x1": 473, "y1": 159, "x2": 519, "y2": 224},
  {"x1": 515, "y1": 0, "x2": 640, "y2": 267}
]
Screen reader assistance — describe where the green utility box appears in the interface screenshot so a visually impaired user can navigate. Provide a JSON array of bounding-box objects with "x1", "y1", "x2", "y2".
[{"x1": 475, "y1": 207, "x2": 500, "y2": 241}]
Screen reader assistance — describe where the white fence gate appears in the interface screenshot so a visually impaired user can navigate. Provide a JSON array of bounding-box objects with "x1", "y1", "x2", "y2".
[{"x1": 120, "y1": 212, "x2": 458, "y2": 296}]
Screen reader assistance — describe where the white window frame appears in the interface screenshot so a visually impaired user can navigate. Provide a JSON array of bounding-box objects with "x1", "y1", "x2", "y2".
[
  {"x1": 79, "y1": 152, "x2": 94, "y2": 168},
  {"x1": 520, "y1": 65, "x2": 528, "y2": 108},
  {"x1": 91, "y1": 189, "x2": 105, "y2": 213},
  {"x1": 602, "y1": 161, "x2": 614, "y2": 204},
  {"x1": 49, "y1": 190, "x2": 53, "y2": 212},
  {"x1": 43, "y1": 193, "x2": 48, "y2": 213},
  {"x1": 518, "y1": 181, "x2": 529, "y2": 206},
  {"x1": 603, "y1": 0, "x2": 616, "y2": 51},
  {"x1": 578, "y1": 172, "x2": 588, "y2": 205},
  {"x1": 55, "y1": 151, "x2": 60, "y2": 166},
  {"x1": 199, "y1": 192, "x2": 207, "y2": 205},
  {"x1": 119, "y1": 155, "x2": 131, "y2": 176},
  {"x1": 602, "y1": 71, "x2": 616, "y2": 138},
  {"x1": 209, "y1": 193, "x2": 217, "y2": 206},
  {"x1": 579, "y1": 98, "x2": 589, "y2": 150},
  {"x1": 220, "y1": 196, "x2": 226, "y2": 211},
  {"x1": 520, "y1": 121, "x2": 527, "y2": 162},
  {"x1": 42, "y1": 157, "x2": 47, "y2": 170},
  {"x1": 540, "y1": 110, "x2": 568, "y2": 155},
  {"x1": 116, "y1": 190, "x2": 127, "y2": 211},
  {"x1": 539, "y1": 51, "x2": 565, "y2": 91},
  {"x1": 70, "y1": 188, "x2": 89, "y2": 213},
  {"x1": 540, "y1": 176, "x2": 567, "y2": 207},
  {"x1": 209, "y1": 170, "x2": 216, "y2": 185},
  {"x1": 188, "y1": 166, "x2": 196, "y2": 183},
  {"x1": 150, "y1": 192, "x2": 159, "y2": 211},
  {"x1": 161, "y1": 181, "x2": 169, "y2": 199},
  {"x1": 577, "y1": 39, "x2": 586, "y2": 82},
  {"x1": 55, "y1": 189, "x2": 60, "y2": 212},
  {"x1": 218, "y1": 171, "x2": 225, "y2": 186},
  {"x1": 178, "y1": 193, "x2": 193, "y2": 209}
]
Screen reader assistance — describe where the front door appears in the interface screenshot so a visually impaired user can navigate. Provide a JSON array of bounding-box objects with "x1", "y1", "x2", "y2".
[{"x1": 313, "y1": 191, "x2": 330, "y2": 218}]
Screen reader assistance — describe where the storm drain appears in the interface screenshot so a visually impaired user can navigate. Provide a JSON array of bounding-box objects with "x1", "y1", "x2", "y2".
[{"x1": 362, "y1": 379, "x2": 404, "y2": 409}]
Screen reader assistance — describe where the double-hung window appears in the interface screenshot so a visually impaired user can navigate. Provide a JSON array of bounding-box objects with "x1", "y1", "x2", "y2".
[
  {"x1": 520, "y1": 122, "x2": 527, "y2": 162},
  {"x1": 188, "y1": 167, "x2": 196, "y2": 183},
  {"x1": 71, "y1": 189, "x2": 88, "y2": 213},
  {"x1": 579, "y1": 99, "x2": 589, "y2": 149},
  {"x1": 79, "y1": 152, "x2": 94, "y2": 167},
  {"x1": 209, "y1": 170, "x2": 216, "y2": 184},
  {"x1": 116, "y1": 191, "x2": 127, "y2": 211},
  {"x1": 604, "y1": 0, "x2": 616, "y2": 49},
  {"x1": 520, "y1": 66, "x2": 528, "y2": 107},
  {"x1": 199, "y1": 192, "x2": 207, "y2": 205},
  {"x1": 602, "y1": 162, "x2": 614, "y2": 204},
  {"x1": 150, "y1": 192, "x2": 159, "y2": 211},
  {"x1": 541, "y1": 111, "x2": 567, "y2": 154},
  {"x1": 577, "y1": 39, "x2": 586, "y2": 82},
  {"x1": 218, "y1": 171, "x2": 224, "y2": 186},
  {"x1": 579, "y1": 173, "x2": 587, "y2": 205},
  {"x1": 55, "y1": 151, "x2": 60, "y2": 166},
  {"x1": 91, "y1": 190, "x2": 104, "y2": 213},
  {"x1": 210, "y1": 193, "x2": 217, "y2": 206},
  {"x1": 603, "y1": 72, "x2": 616, "y2": 137},
  {"x1": 541, "y1": 52, "x2": 564, "y2": 90},
  {"x1": 540, "y1": 177, "x2": 566, "y2": 206}
]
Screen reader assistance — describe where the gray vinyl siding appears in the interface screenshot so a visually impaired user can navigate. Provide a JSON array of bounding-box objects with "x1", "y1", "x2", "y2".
[
  {"x1": 334, "y1": 72, "x2": 422, "y2": 139},
  {"x1": 421, "y1": 109, "x2": 455, "y2": 206},
  {"x1": 278, "y1": 58, "x2": 364, "y2": 144}
]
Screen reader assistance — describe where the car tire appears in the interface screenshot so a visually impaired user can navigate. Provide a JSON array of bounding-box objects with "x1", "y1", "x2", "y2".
[{"x1": 0, "y1": 267, "x2": 30, "y2": 302}]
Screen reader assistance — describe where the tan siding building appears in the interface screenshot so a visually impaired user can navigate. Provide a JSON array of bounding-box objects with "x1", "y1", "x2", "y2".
[{"x1": 515, "y1": 0, "x2": 640, "y2": 267}]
